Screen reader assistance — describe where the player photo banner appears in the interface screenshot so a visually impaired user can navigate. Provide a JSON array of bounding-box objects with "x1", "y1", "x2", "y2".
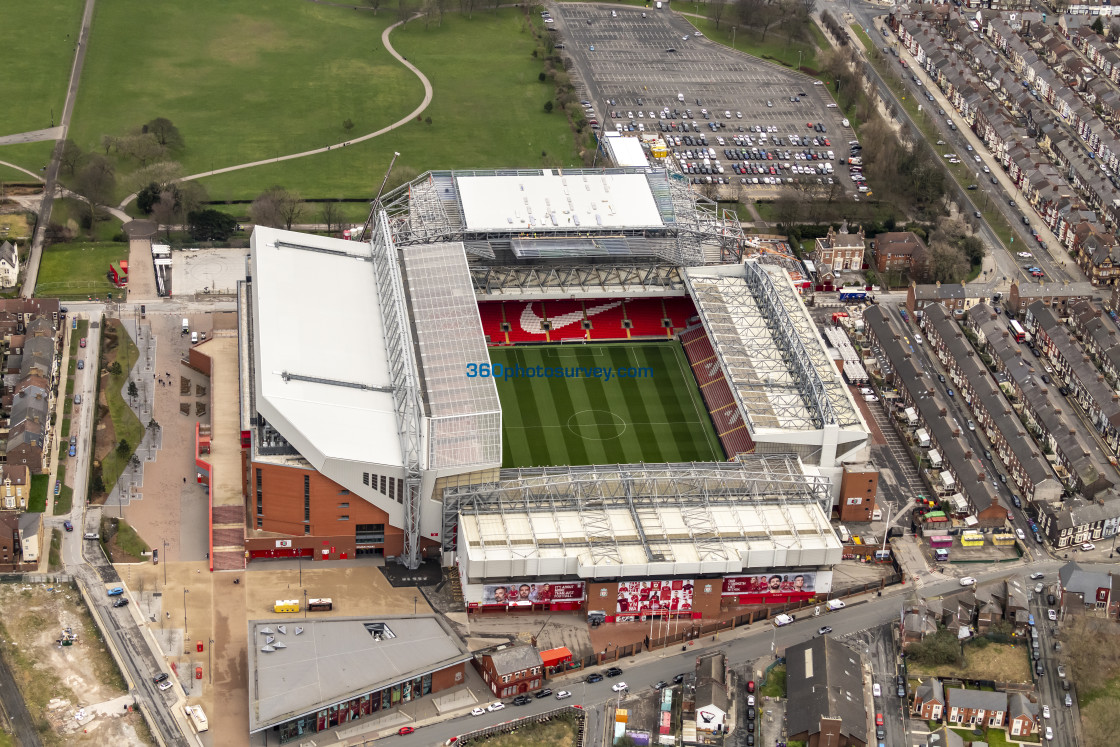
[
  {"x1": 721, "y1": 571, "x2": 824, "y2": 600},
  {"x1": 480, "y1": 581, "x2": 585, "y2": 605},
  {"x1": 615, "y1": 579, "x2": 695, "y2": 614}
]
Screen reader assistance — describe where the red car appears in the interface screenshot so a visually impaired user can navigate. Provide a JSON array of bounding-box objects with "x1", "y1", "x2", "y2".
[
  {"x1": 876, "y1": 713, "x2": 884, "y2": 726},
  {"x1": 747, "y1": 680, "x2": 756, "y2": 693},
  {"x1": 398, "y1": 726, "x2": 415, "y2": 735},
  {"x1": 80, "y1": 337, "x2": 86, "y2": 348}
]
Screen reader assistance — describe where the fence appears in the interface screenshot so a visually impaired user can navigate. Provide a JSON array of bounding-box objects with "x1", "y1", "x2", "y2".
[
  {"x1": 571, "y1": 574, "x2": 901, "y2": 670},
  {"x1": 452, "y1": 706, "x2": 586, "y2": 746}
]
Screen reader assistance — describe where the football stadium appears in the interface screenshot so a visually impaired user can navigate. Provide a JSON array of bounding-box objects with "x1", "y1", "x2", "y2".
[{"x1": 238, "y1": 168, "x2": 869, "y2": 617}]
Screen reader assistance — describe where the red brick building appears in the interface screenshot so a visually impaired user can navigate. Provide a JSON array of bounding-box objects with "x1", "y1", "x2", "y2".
[
  {"x1": 475, "y1": 645, "x2": 544, "y2": 698},
  {"x1": 872, "y1": 231, "x2": 926, "y2": 276},
  {"x1": 812, "y1": 223, "x2": 866, "y2": 280},
  {"x1": 838, "y1": 463, "x2": 878, "y2": 522}
]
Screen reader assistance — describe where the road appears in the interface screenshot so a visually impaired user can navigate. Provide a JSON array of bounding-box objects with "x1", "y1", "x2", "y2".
[{"x1": 22, "y1": 0, "x2": 97, "y2": 299}]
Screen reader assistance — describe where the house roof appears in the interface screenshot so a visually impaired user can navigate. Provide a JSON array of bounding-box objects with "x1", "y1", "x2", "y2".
[
  {"x1": 1007, "y1": 691, "x2": 1036, "y2": 721},
  {"x1": 914, "y1": 677, "x2": 944, "y2": 705},
  {"x1": 785, "y1": 637, "x2": 867, "y2": 743},
  {"x1": 695, "y1": 679, "x2": 730, "y2": 714},
  {"x1": 1058, "y1": 561, "x2": 1115, "y2": 602},
  {"x1": 947, "y1": 687, "x2": 1008, "y2": 712},
  {"x1": 486, "y1": 645, "x2": 544, "y2": 676}
]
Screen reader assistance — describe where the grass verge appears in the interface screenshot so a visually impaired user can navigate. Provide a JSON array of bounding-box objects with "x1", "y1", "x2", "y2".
[
  {"x1": 54, "y1": 464, "x2": 73, "y2": 516},
  {"x1": 109, "y1": 519, "x2": 149, "y2": 559},
  {"x1": 48, "y1": 530, "x2": 62, "y2": 571},
  {"x1": 850, "y1": 23, "x2": 874, "y2": 54},
  {"x1": 98, "y1": 320, "x2": 143, "y2": 495},
  {"x1": 760, "y1": 663, "x2": 786, "y2": 697}
]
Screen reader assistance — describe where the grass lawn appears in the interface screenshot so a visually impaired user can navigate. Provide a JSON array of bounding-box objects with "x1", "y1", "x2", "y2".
[
  {"x1": 29, "y1": 474, "x2": 49, "y2": 514},
  {"x1": 99, "y1": 320, "x2": 144, "y2": 494},
  {"x1": 909, "y1": 641, "x2": 1031, "y2": 683},
  {"x1": 687, "y1": 16, "x2": 823, "y2": 73},
  {"x1": 35, "y1": 241, "x2": 128, "y2": 300},
  {"x1": 108, "y1": 518, "x2": 149, "y2": 558},
  {"x1": 760, "y1": 663, "x2": 786, "y2": 697},
  {"x1": 197, "y1": 9, "x2": 579, "y2": 201},
  {"x1": 490, "y1": 342, "x2": 723, "y2": 467},
  {"x1": 49, "y1": 198, "x2": 123, "y2": 242},
  {"x1": 0, "y1": 140, "x2": 57, "y2": 175},
  {"x1": 0, "y1": 0, "x2": 85, "y2": 137},
  {"x1": 69, "y1": 0, "x2": 418, "y2": 185},
  {"x1": 70, "y1": 2, "x2": 576, "y2": 202},
  {"x1": 480, "y1": 717, "x2": 578, "y2": 747}
]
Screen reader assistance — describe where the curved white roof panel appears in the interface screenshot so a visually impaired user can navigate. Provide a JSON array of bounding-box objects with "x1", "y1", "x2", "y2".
[
  {"x1": 455, "y1": 172, "x2": 664, "y2": 232},
  {"x1": 251, "y1": 227, "x2": 403, "y2": 469}
]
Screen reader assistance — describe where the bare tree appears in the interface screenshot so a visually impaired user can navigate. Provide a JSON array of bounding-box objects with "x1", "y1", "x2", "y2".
[
  {"x1": 143, "y1": 118, "x2": 184, "y2": 150},
  {"x1": 320, "y1": 200, "x2": 343, "y2": 235},
  {"x1": 59, "y1": 139, "x2": 85, "y2": 176},
  {"x1": 121, "y1": 133, "x2": 165, "y2": 166},
  {"x1": 1083, "y1": 697, "x2": 1120, "y2": 747},
  {"x1": 926, "y1": 242, "x2": 969, "y2": 283},
  {"x1": 152, "y1": 191, "x2": 178, "y2": 240},
  {"x1": 73, "y1": 155, "x2": 116, "y2": 234},
  {"x1": 712, "y1": 0, "x2": 728, "y2": 29},
  {"x1": 365, "y1": 0, "x2": 383, "y2": 13},
  {"x1": 99, "y1": 134, "x2": 119, "y2": 156}
]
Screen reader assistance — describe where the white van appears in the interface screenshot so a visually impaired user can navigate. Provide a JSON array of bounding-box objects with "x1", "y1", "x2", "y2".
[
  {"x1": 773, "y1": 613, "x2": 795, "y2": 627},
  {"x1": 827, "y1": 599, "x2": 846, "y2": 611},
  {"x1": 182, "y1": 318, "x2": 189, "y2": 334},
  {"x1": 191, "y1": 331, "x2": 198, "y2": 344}
]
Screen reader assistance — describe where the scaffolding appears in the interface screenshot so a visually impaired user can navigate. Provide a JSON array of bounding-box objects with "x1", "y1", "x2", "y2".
[
  {"x1": 442, "y1": 458, "x2": 833, "y2": 560},
  {"x1": 369, "y1": 213, "x2": 425, "y2": 569},
  {"x1": 375, "y1": 169, "x2": 745, "y2": 266},
  {"x1": 470, "y1": 263, "x2": 686, "y2": 297}
]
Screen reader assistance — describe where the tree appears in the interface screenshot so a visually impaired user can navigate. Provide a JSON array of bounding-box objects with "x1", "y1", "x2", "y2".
[
  {"x1": 120, "y1": 132, "x2": 165, "y2": 166},
  {"x1": 108, "y1": 361, "x2": 122, "y2": 376},
  {"x1": 320, "y1": 200, "x2": 343, "y2": 235},
  {"x1": 343, "y1": 118, "x2": 354, "y2": 133},
  {"x1": 116, "y1": 439, "x2": 131, "y2": 458},
  {"x1": 143, "y1": 117, "x2": 184, "y2": 150},
  {"x1": 137, "y1": 182, "x2": 162, "y2": 215},
  {"x1": 926, "y1": 242, "x2": 969, "y2": 284},
  {"x1": 73, "y1": 155, "x2": 116, "y2": 233},
  {"x1": 251, "y1": 186, "x2": 304, "y2": 230},
  {"x1": 151, "y1": 190, "x2": 179, "y2": 239},
  {"x1": 187, "y1": 209, "x2": 238, "y2": 241},
  {"x1": 128, "y1": 381, "x2": 138, "y2": 401},
  {"x1": 1092, "y1": 16, "x2": 1105, "y2": 34},
  {"x1": 905, "y1": 628, "x2": 962, "y2": 667},
  {"x1": 59, "y1": 139, "x2": 85, "y2": 176},
  {"x1": 544, "y1": 100, "x2": 554, "y2": 114},
  {"x1": 364, "y1": 0, "x2": 383, "y2": 14},
  {"x1": 711, "y1": 0, "x2": 728, "y2": 29}
]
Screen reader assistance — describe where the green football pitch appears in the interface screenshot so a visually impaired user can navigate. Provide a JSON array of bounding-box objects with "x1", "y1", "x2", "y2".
[{"x1": 490, "y1": 342, "x2": 724, "y2": 468}]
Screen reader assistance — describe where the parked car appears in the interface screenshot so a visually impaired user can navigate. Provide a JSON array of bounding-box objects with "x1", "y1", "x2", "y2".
[
  {"x1": 112, "y1": 598, "x2": 129, "y2": 608},
  {"x1": 107, "y1": 587, "x2": 124, "y2": 597},
  {"x1": 486, "y1": 702, "x2": 505, "y2": 712},
  {"x1": 398, "y1": 727, "x2": 415, "y2": 736},
  {"x1": 611, "y1": 682, "x2": 629, "y2": 692},
  {"x1": 63, "y1": 520, "x2": 73, "y2": 532},
  {"x1": 872, "y1": 683, "x2": 881, "y2": 697},
  {"x1": 606, "y1": 667, "x2": 623, "y2": 677},
  {"x1": 555, "y1": 690, "x2": 572, "y2": 700},
  {"x1": 960, "y1": 577, "x2": 977, "y2": 586},
  {"x1": 512, "y1": 695, "x2": 532, "y2": 706},
  {"x1": 818, "y1": 626, "x2": 832, "y2": 635},
  {"x1": 535, "y1": 688, "x2": 553, "y2": 698},
  {"x1": 1082, "y1": 542, "x2": 1096, "y2": 551},
  {"x1": 80, "y1": 338, "x2": 86, "y2": 348},
  {"x1": 586, "y1": 673, "x2": 604, "y2": 683},
  {"x1": 471, "y1": 708, "x2": 486, "y2": 716},
  {"x1": 153, "y1": 672, "x2": 169, "y2": 684}
]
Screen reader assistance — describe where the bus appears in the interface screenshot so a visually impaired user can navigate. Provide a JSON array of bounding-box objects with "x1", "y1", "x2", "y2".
[
  {"x1": 928, "y1": 535, "x2": 953, "y2": 549},
  {"x1": 960, "y1": 531, "x2": 985, "y2": 547},
  {"x1": 1009, "y1": 319, "x2": 1027, "y2": 343},
  {"x1": 307, "y1": 598, "x2": 333, "y2": 611},
  {"x1": 992, "y1": 533, "x2": 1017, "y2": 546},
  {"x1": 838, "y1": 289, "x2": 868, "y2": 302}
]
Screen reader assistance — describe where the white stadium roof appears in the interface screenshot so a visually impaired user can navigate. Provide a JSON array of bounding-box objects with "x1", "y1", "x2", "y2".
[
  {"x1": 251, "y1": 227, "x2": 403, "y2": 469},
  {"x1": 454, "y1": 172, "x2": 665, "y2": 232}
]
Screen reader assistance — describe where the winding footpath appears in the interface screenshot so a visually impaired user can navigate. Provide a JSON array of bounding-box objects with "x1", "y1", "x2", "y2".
[{"x1": 117, "y1": 15, "x2": 434, "y2": 210}]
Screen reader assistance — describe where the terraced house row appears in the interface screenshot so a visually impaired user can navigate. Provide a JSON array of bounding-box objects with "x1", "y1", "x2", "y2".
[{"x1": 890, "y1": 8, "x2": 1120, "y2": 277}]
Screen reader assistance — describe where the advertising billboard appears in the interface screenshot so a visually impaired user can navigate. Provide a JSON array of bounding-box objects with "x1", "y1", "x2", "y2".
[
  {"x1": 615, "y1": 579, "x2": 694, "y2": 615},
  {"x1": 721, "y1": 571, "x2": 828, "y2": 602},
  {"x1": 478, "y1": 581, "x2": 585, "y2": 606}
]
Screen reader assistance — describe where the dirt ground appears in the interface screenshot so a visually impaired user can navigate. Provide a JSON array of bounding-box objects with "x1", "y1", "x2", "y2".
[
  {"x1": 0, "y1": 583, "x2": 151, "y2": 747},
  {"x1": 910, "y1": 641, "x2": 1032, "y2": 683}
]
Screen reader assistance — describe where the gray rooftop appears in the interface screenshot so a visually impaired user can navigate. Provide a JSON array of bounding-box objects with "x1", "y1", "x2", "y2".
[
  {"x1": 486, "y1": 645, "x2": 543, "y2": 676},
  {"x1": 785, "y1": 636, "x2": 867, "y2": 743},
  {"x1": 246, "y1": 614, "x2": 471, "y2": 733},
  {"x1": 947, "y1": 687, "x2": 1008, "y2": 713}
]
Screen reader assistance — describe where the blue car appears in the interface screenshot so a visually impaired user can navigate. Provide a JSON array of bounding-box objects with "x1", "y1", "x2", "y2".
[
  {"x1": 69, "y1": 445, "x2": 76, "y2": 458},
  {"x1": 107, "y1": 587, "x2": 124, "y2": 597}
]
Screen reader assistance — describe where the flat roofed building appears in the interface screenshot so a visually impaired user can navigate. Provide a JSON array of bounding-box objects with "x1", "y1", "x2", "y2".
[
  {"x1": 456, "y1": 172, "x2": 664, "y2": 232},
  {"x1": 247, "y1": 614, "x2": 471, "y2": 740}
]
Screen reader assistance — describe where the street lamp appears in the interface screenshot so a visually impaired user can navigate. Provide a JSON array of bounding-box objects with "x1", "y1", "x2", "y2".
[
  {"x1": 163, "y1": 539, "x2": 168, "y2": 587},
  {"x1": 208, "y1": 638, "x2": 214, "y2": 684},
  {"x1": 183, "y1": 588, "x2": 189, "y2": 641}
]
